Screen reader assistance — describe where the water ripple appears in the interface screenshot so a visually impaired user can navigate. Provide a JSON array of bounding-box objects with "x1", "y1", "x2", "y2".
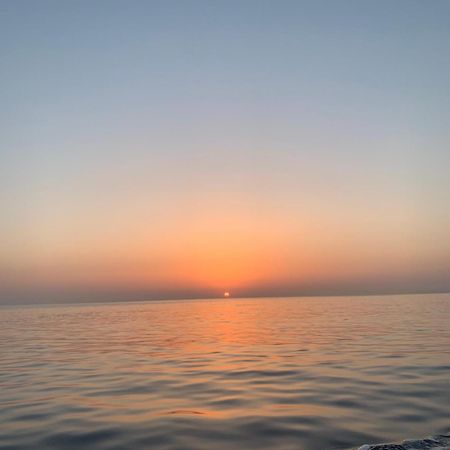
[{"x1": 1, "y1": 294, "x2": 449, "y2": 450}]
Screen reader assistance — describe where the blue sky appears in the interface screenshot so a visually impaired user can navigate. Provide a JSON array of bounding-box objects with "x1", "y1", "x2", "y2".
[{"x1": 1, "y1": 0, "x2": 449, "y2": 303}]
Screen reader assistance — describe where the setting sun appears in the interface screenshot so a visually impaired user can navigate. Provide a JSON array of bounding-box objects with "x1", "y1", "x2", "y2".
[{"x1": 224, "y1": 292, "x2": 230, "y2": 298}]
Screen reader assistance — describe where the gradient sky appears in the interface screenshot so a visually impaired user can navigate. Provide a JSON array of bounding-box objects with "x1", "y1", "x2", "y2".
[{"x1": 1, "y1": 0, "x2": 449, "y2": 304}]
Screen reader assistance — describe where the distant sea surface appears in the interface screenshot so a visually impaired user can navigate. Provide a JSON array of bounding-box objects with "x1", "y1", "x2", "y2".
[{"x1": 1, "y1": 294, "x2": 449, "y2": 450}]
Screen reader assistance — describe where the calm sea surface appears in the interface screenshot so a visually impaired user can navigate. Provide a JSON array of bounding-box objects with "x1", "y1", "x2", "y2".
[{"x1": 1, "y1": 294, "x2": 449, "y2": 450}]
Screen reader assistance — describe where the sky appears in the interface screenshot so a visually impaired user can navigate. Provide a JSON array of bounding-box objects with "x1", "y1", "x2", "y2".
[{"x1": 1, "y1": 0, "x2": 449, "y2": 304}]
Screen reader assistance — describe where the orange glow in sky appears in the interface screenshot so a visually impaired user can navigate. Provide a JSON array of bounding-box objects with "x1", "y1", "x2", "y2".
[{"x1": 1, "y1": 0, "x2": 450, "y2": 305}]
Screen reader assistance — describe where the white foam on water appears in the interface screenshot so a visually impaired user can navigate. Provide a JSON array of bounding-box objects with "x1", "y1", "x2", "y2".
[{"x1": 358, "y1": 434, "x2": 450, "y2": 450}]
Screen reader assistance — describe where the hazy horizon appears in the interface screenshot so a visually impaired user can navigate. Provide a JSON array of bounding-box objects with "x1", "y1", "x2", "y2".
[
  {"x1": 1, "y1": 0, "x2": 450, "y2": 305},
  {"x1": 2, "y1": 285, "x2": 450, "y2": 307}
]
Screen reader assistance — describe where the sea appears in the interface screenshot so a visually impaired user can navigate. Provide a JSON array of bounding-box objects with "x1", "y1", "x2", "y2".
[{"x1": 1, "y1": 293, "x2": 449, "y2": 450}]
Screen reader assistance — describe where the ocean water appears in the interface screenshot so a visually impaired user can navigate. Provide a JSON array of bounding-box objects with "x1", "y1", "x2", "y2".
[{"x1": 1, "y1": 294, "x2": 449, "y2": 450}]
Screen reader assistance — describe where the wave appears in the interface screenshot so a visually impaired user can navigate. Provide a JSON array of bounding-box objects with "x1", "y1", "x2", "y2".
[{"x1": 359, "y1": 433, "x2": 450, "y2": 450}]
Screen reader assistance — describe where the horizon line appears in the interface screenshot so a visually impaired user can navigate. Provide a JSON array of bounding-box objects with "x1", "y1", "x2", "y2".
[{"x1": 2, "y1": 289, "x2": 449, "y2": 308}]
